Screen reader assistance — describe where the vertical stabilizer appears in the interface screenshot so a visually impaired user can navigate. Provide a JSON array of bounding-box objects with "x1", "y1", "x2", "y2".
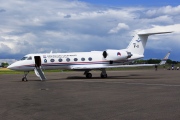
[
  {"x1": 126, "y1": 34, "x2": 148, "y2": 55},
  {"x1": 126, "y1": 31, "x2": 172, "y2": 55}
]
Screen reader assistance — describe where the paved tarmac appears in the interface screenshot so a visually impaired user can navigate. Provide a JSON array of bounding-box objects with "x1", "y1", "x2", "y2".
[{"x1": 0, "y1": 69, "x2": 180, "y2": 120}]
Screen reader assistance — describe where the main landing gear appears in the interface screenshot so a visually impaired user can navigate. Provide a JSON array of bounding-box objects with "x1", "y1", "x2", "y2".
[
  {"x1": 100, "y1": 69, "x2": 108, "y2": 78},
  {"x1": 86, "y1": 73, "x2": 92, "y2": 78},
  {"x1": 22, "y1": 71, "x2": 29, "y2": 81},
  {"x1": 84, "y1": 69, "x2": 108, "y2": 78},
  {"x1": 84, "y1": 70, "x2": 92, "y2": 78}
]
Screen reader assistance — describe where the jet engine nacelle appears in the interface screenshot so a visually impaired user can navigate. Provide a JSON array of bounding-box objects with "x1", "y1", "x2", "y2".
[{"x1": 103, "y1": 50, "x2": 132, "y2": 60}]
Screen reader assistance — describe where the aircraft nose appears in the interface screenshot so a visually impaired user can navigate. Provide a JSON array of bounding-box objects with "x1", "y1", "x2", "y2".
[
  {"x1": 7, "y1": 63, "x2": 18, "y2": 70},
  {"x1": 7, "y1": 64, "x2": 13, "y2": 69},
  {"x1": 7, "y1": 61, "x2": 31, "y2": 71},
  {"x1": 7, "y1": 66, "x2": 10, "y2": 69}
]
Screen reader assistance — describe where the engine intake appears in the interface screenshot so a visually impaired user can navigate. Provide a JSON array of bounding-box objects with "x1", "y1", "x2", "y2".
[
  {"x1": 102, "y1": 50, "x2": 132, "y2": 60},
  {"x1": 127, "y1": 52, "x2": 133, "y2": 58}
]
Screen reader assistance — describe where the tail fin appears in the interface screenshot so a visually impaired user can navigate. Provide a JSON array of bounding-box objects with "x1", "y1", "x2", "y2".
[
  {"x1": 159, "y1": 52, "x2": 170, "y2": 65},
  {"x1": 126, "y1": 32, "x2": 172, "y2": 55}
]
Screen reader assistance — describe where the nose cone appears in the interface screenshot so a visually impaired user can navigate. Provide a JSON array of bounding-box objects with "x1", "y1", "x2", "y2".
[
  {"x1": 7, "y1": 63, "x2": 16, "y2": 70},
  {"x1": 7, "y1": 61, "x2": 22, "y2": 70},
  {"x1": 7, "y1": 65, "x2": 11, "y2": 69},
  {"x1": 7, "y1": 61, "x2": 34, "y2": 71}
]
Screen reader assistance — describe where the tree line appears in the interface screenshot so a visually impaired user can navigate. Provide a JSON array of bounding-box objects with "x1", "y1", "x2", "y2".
[
  {"x1": 135, "y1": 59, "x2": 179, "y2": 64},
  {"x1": 1, "y1": 62, "x2": 9, "y2": 68}
]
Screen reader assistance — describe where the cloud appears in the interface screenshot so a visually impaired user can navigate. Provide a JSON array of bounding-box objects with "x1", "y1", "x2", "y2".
[
  {"x1": 64, "y1": 14, "x2": 71, "y2": 18},
  {"x1": 0, "y1": 43, "x2": 11, "y2": 53},
  {"x1": 146, "y1": 5, "x2": 180, "y2": 17},
  {"x1": 137, "y1": 24, "x2": 180, "y2": 34},
  {"x1": 0, "y1": 1, "x2": 180, "y2": 60},
  {"x1": 0, "y1": 9, "x2": 5, "y2": 13},
  {"x1": 108, "y1": 23, "x2": 129, "y2": 34}
]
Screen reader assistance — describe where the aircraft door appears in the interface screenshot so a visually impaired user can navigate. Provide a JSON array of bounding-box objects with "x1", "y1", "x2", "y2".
[{"x1": 34, "y1": 56, "x2": 41, "y2": 68}]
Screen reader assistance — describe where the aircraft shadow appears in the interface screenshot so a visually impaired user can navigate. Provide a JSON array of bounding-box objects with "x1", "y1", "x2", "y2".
[
  {"x1": 66, "y1": 74, "x2": 156, "y2": 80},
  {"x1": 12, "y1": 74, "x2": 156, "y2": 82}
]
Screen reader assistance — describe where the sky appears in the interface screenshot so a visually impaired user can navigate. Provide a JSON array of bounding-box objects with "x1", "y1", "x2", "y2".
[
  {"x1": 0, "y1": 0, "x2": 180, "y2": 61},
  {"x1": 79, "y1": 0, "x2": 180, "y2": 7}
]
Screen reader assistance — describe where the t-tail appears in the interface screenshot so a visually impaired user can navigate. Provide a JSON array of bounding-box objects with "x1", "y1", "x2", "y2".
[{"x1": 126, "y1": 32, "x2": 172, "y2": 56}]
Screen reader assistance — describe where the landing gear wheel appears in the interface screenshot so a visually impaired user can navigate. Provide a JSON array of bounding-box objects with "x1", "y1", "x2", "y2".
[
  {"x1": 22, "y1": 71, "x2": 29, "y2": 82},
  {"x1": 86, "y1": 73, "x2": 92, "y2": 78},
  {"x1": 22, "y1": 77, "x2": 28, "y2": 82},
  {"x1": 101, "y1": 73, "x2": 107, "y2": 78}
]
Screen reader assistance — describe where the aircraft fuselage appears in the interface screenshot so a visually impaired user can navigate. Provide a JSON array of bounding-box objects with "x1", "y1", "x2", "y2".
[{"x1": 8, "y1": 50, "x2": 141, "y2": 71}]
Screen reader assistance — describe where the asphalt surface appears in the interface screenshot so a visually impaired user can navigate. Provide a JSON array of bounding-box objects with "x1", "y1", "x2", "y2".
[{"x1": 0, "y1": 69, "x2": 180, "y2": 120}]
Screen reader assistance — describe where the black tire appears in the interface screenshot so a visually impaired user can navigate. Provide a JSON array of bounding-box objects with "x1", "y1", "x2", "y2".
[
  {"x1": 86, "y1": 73, "x2": 92, "y2": 78},
  {"x1": 22, "y1": 77, "x2": 28, "y2": 82},
  {"x1": 104, "y1": 74, "x2": 107, "y2": 78},
  {"x1": 101, "y1": 73, "x2": 107, "y2": 78}
]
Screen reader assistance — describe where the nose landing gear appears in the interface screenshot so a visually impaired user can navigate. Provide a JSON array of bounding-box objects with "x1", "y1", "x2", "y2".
[{"x1": 22, "y1": 71, "x2": 29, "y2": 81}]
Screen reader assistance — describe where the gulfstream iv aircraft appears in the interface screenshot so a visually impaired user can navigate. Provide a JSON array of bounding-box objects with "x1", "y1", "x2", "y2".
[{"x1": 8, "y1": 31, "x2": 172, "y2": 81}]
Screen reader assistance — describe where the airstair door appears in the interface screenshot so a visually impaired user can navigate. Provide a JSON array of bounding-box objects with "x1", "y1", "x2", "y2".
[
  {"x1": 34, "y1": 56, "x2": 41, "y2": 67},
  {"x1": 34, "y1": 56, "x2": 46, "y2": 80}
]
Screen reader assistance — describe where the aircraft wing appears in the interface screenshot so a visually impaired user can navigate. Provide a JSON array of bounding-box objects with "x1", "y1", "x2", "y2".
[
  {"x1": 71, "y1": 52, "x2": 170, "y2": 70},
  {"x1": 71, "y1": 63, "x2": 160, "y2": 70},
  {"x1": 71, "y1": 64, "x2": 156, "y2": 70},
  {"x1": 159, "y1": 52, "x2": 170, "y2": 65}
]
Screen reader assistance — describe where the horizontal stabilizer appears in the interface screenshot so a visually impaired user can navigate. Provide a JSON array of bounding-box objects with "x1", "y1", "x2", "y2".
[{"x1": 138, "y1": 31, "x2": 173, "y2": 36}]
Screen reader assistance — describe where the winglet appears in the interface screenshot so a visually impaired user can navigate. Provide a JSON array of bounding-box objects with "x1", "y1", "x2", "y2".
[{"x1": 159, "y1": 52, "x2": 171, "y2": 65}]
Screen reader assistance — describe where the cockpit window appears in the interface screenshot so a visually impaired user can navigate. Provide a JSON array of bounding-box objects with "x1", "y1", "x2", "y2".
[
  {"x1": 21, "y1": 57, "x2": 28, "y2": 60},
  {"x1": 27, "y1": 56, "x2": 32, "y2": 60},
  {"x1": 21, "y1": 56, "x2": 32, "y2": 60}
]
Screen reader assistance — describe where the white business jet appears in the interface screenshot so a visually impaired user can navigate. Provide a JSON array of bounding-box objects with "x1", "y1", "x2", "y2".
[{"x1": 7, "y1": 31, "x2": 172, "y2": 81}]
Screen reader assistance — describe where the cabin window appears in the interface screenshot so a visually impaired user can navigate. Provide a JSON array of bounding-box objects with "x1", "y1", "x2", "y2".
[
  {"x1": 27, "y1": 56, "x2": 32, "y2": 60},
  {"x1": 44, "y1": 59, "x2": 47, "y2": 63},
  {"x1": 66, "y1": 58, "x2": 70, "y2": 62},
  {"x1": 81, "y1": 57, "x2": 85, "y2": 61},
  {"x1": 58, "y1": 58, "x2": 63, "y2": 62},
  {"x1": 74, "y1": 58, "x2": 78, "y2": 61},
  {"x1": 50, "y1": 59, "x2": 55, "y2": 62},
  {"x1": 88, "y1": 57, "x2": 92, "y2": 61}
]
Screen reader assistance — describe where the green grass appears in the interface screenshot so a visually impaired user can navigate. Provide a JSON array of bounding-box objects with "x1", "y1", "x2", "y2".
[{"x1": 0, "y1": 68, "x2": 23, "y2": 74}]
